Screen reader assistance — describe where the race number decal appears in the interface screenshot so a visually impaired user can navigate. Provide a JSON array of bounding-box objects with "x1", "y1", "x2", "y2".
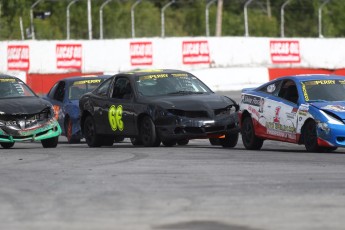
[{"x1": 108, "y1": 105, "x2": 124, "y2": 131}]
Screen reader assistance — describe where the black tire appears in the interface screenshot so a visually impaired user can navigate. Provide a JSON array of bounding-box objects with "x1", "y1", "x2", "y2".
[
  {"x1": 162, "y1": 139, "x2": 177, "y2": 147},
  {"x1": 241, "y1": 116, "x2": 264, "y2": 150},
  {"x1": 303, "y1": 120, "x2": 322, "y2": 152},
  {"x1": 209, "y1": 138, "x2": 220, "y2": 145},
  {"x1": 177, "y1": 139, "x2": 189, "y2": 145},
  {"x1": 140, "y1": 116, "x2": 161, "y2": 147},
  {"x1": 220, "y1": 132, "x2": 239, "y2": 148},
  {"x1": 130, "y1": 137, "x2": 143, "y2": 146},
  {"x1": 84, "y1": 116, "x2": 102, "y2": 147},
  {"x1": 41, "y1": 136, "x2": 58, "y2": 148},
  {"x1": 65, "y1": 118, "x2": 80, "y2": 144},
  {"x1": 1, "y1": 142, "x2": 14, "y2": 149}
]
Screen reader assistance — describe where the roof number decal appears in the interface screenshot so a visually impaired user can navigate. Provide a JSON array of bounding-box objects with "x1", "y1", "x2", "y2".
[
  {"x1": 267, "y1": 84, "x2": 276, "y2": 93},
  {"x1": 108, "y1": 105, "x2": 124, "y2": 131}
]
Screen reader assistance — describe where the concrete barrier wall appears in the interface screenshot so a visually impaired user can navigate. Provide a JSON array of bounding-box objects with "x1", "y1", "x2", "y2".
[{"x1": 1, "y1": 37, "x2": 345, "y2": 93}]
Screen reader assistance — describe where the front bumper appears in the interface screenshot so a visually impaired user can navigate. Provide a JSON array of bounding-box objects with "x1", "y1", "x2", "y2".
[
  {"x1": 155, "y1": 113, "x2": 239, "y2": 140},
  {"x1": 0, "y1": 119, "x2": 61, "y2": 143}
]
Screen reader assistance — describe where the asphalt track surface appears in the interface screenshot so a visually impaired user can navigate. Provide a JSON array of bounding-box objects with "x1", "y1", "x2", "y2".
[{"x1": 1, "y1": 91, "x2": 345, "y2": 230}]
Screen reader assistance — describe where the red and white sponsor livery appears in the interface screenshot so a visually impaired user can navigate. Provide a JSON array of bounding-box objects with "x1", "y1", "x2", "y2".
[
  {"x1": 7, "y1": 45, "x2": 30, "y2": 71},
  {"x1": 56, "y1": 44, "x2": 82, "y2": 70}
]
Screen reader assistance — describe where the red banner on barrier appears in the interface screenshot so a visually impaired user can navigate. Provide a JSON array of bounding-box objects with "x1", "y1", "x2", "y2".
[
  {"x1": 130, "y1": 41, "x2": 153, "y2": 66},
  {"x1": 182, "y1": 40, "x2": 210, "y2": 65},
  {"x1": 7, "y1": 45, "x2": 30, "y2": 71},
  {"x1": 270, "y1": 40, "x2": 300, "y2": 64},
  {"x1": 56, "y1": 44, "x2": 82, "y2": 70}
]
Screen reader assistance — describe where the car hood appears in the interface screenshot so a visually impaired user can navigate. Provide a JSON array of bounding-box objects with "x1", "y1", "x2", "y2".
[
  {"x1": 311, "y1": 101, "x2": 345, "y2": 119},
  {"x1": 0, "y1": 97, "x2": 52, "y2": 115},
  {"x1": 148, "y1": 94, "x2": 235, "y2": 110}
]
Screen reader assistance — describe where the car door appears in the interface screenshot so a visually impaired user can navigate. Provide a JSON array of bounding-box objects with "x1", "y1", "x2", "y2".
[
  {"x1": 99, "y1": 76, "x2": 136, "y2": 136},
  {"x1": 264, "y1": 80, "x2": 299, "y2": 143},
  {"x1": 90, "y1": 78, "x2": 113, "y2": 135}
]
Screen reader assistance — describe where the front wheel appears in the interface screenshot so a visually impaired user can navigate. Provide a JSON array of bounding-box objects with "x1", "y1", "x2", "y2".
[
  {"x1": 304, "y1": 120, "x2": 322, "y2": 152},
  {"x1": 241, "y1": 116, "x2": 263, "y2": 150},
  {"x1": 1, "y1": 142, "x2": 14, "y2": 149},
  {"x1": 220, "y1": 132, "x2": 239, "y2": 148},
  {"x1": 65, "y1": 118, "x2": 80, "y2": 144},
  {"x1": 84, "y1": 116, "x2": 102, "y2": 147},
  {"x1": 140, "y1": 116, "x2": 161, "y2": 147},
  {"x1": 41, "y1": 136, "x2": 58, "y2": 148}
]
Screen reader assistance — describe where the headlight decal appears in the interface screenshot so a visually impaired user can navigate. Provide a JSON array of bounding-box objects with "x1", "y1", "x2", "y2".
[{"x1": 320, "y1": 110, "x2": 344, "y2": 125}]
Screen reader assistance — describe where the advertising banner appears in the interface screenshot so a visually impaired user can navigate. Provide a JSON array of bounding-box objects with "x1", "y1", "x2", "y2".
[
  {"x1": 56, "y1": 44, "x2": 82, "y2": 70},
  {"x1": 7, "y1": 45, "x2": 30, "y2": 71},
  {"x1": 182, "y1": 40, "x2": 210, "y2": 65},
  {"x1": 130, "y1": 41, "x2": 153, "y2": 66},
  {"x1": 270, "y1": 40, "x2": 300, "y2": 64}
]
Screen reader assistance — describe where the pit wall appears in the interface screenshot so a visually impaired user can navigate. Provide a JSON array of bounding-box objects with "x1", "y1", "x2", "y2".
[{"x1": 1, "y1": 37, "x2": 345, "y2": 93}]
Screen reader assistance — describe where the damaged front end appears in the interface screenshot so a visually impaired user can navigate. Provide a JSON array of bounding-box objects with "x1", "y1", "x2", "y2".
[
  {"x1": 155, "y1": 103, "x2": 240, "y2": 140},
  {"x1": 0, "y1": 107, "x2": 61, "y2": 143}
]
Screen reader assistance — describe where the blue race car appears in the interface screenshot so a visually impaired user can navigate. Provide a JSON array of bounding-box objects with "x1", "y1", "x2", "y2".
[
  {"x1": 239, "y1": 74, "x2": 345, "y2": 152},
  {"x1": 44, "y1": 75, "x2": 110, "y2": 143}
]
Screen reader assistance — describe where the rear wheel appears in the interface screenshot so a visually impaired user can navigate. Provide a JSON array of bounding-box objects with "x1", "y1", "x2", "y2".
[
  {"x1": 84, "y1": 116, "x2": 102, "y2": 147},
  {"x1": 241, "y1": 116, "x2": 263, "y2": 150},
  {"x1": 65, "y1": 118, "x2": 80, "y2": 144},
  {"x1": 1, "y1": 142, "x2": 14, "y2": 149},
  {"x1": 220, "y1": 133, "x2": 239, "y2": 148},
  {"x1": 41, "y1": 136, "x2": 58, "y2": 148},
  {"x1": 140, "y1": 116, "x2": 160, "y2": 147}
]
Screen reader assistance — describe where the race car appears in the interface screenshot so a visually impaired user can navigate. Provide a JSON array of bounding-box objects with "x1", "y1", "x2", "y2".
[
  {"x1": 44, "y1": 75, "x2": 110, "y2": 143},
  {"x1": 0, "y1": 74, "x2": 61, "y2": 148},
  {"x1": 239, "y1": 74, "x2": 345, "y2": 152},
  {"x1": 79, "y1": 69, "x2": 240, "y2": 147}
]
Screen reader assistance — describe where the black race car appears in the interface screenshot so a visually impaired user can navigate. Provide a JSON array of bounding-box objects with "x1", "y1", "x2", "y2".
[{"x1": 79, "y1": 69, "x2": 240, "y2": 147}]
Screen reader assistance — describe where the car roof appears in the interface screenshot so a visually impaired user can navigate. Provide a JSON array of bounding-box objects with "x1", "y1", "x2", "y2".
[
  {"x1": 275, "y1": 74, "x2": 345, "y2": 82},
  {"x1": 61, "y1": 75, "x2": 111, "y2": 82},
  {"x1": 118, "y1": 69, "x2": 190, "y2": 77},
  {"x1": 0, "y1": 74, "x2": 21, "y2": 80}
]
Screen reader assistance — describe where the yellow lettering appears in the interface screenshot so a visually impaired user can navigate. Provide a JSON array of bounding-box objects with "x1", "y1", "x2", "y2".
[{"x1": 73, "y1": 79, "x2": 101, "y2": 85}]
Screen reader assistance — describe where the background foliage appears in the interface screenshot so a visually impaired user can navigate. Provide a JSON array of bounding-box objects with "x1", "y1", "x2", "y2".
[{"x1": 0, "y1": 0, "x2": 344, "y2": 40}]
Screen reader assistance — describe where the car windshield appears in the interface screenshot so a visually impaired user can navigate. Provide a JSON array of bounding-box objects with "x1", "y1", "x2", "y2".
[
  {"x1": 302, "y1": 79, "x2": 345, "y2": 102},
  {"x1": 135, "y1": 72, "x2": 212, "y2": 96},
  {"x1": 0, "y1": 78, "x2": 36, "y2": 98},
  {"x1": 69, "y1": 78, "x2": 105, "y2": 100}
]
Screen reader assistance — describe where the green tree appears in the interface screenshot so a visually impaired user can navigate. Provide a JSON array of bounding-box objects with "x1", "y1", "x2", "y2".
[{"x1": 1, "y1": 0, "x2": 345, "y2": 40}]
